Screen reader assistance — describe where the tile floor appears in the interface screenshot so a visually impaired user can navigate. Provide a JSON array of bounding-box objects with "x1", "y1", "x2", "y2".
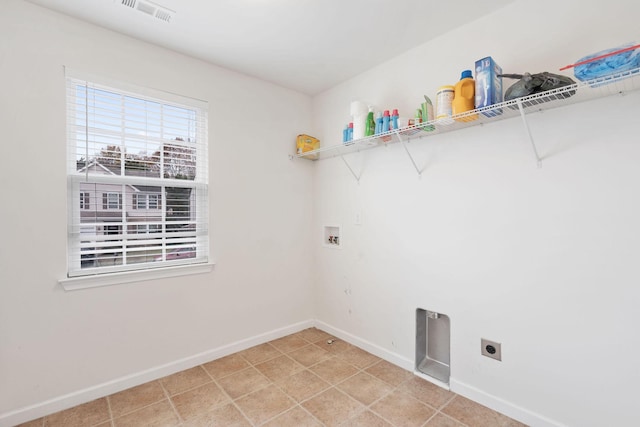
[{"x1": 18, "y1": 328, "x2": 527, "y2": 427}]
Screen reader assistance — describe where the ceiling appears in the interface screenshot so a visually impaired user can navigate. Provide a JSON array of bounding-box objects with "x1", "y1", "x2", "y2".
[{"x1": 25, "y1": 0, "x2": 514, "y2": 95}]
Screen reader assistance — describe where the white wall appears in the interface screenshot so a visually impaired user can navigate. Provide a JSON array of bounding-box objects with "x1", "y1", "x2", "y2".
[
  {"x1": 3, "y1": 1, "x2": 640, "y2": 426},
  {"x1": 312, "y1": 1, "x2": 640, "y2": 426},
  {"x1": 0, "y1": 0, "x2": 315, "y2": 422}
]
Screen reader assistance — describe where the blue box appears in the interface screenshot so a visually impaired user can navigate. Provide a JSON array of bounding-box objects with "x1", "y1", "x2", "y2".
[{"x1": 475, "y1": 56, "x2": 503, "y2": 117}]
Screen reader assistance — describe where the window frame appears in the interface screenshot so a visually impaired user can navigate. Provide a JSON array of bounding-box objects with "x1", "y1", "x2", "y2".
[
  {"x1": 80, "y1": 192, "x2": 90, "y2": 209},
  {"x1": 148, "y1": 194, "x2": 159, "y2": 210},
  {"x1": 61, "y1": 69, "x2": 213, "y2": 290},
  {"x1": 105, "y1": 192, "x2": 121, "y2": 210}
]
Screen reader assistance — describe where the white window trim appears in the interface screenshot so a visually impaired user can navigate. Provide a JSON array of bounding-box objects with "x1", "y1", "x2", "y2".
[
  {"x1": 58, "y1": 262, "x2": 215, "y2": 291},
  {"x1": 64, "y1": 68, "x2": 210, "y2": 285}
]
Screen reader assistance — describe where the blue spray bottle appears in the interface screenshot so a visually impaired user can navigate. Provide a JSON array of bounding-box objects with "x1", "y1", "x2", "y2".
[{"x1": 391, "y1": 109, "x2": 399, "y2": 130}]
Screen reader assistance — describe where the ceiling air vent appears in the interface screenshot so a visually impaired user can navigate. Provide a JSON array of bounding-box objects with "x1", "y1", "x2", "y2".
[{"x1": 117, "y1": 0, "x2": 175, "y2": 23}]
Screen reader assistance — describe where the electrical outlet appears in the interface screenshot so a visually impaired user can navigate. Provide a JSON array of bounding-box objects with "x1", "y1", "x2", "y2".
[
  {"x1": 354, "y1": 211, "x2": 362, "y2": 225},
  {"x1": 481, "y1": 338, "x2": 502, "y2": 361}
]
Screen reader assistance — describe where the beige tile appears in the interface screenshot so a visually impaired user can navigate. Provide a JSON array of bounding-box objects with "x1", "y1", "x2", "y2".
[
  {"x1": 261, "y1": 406, "x2": 322, "y2": 427},
  {"x1": 202, "y1": 354, "x2": 250, "y2": 379},
  {"x1": 276, "y1": 369, "x2": 331, "y2": 402},
  {"x1": 365, "y1": 360, "x2": 414, "y2": 387},
  {"x1": 309, "y1": 356, "x2": 358, "y2": 385},
  {"x1": 398, "y1": 377, "x2": 455, "y2": 409},
  {"x1": 238, "y1": 342, "x2": 282, "y2": 365},
  {"x1": 254, "y1": 354, "x2": 304, "y2": 381},
  {"x1": 269, "y1": 334, "x2": 310, "y2": 353},
  {"x1": 44, "y1": 398, "x2": 110, "y2": 427},
  {"x1": 95, "y1": 422, "x2": 113, "y2": 427},
  {"x1": 159, "y1": 366, "x2": 211, "y2": 396},
  {"x1": 234, "y1": 384, "x2": 295, "y2": 425},
  {"x1": 343, "y1": 410, "x2": 393, "y2": 427},
  {"x1": 216, "y1": 366, "x2": 271, "y2": 399},
  {"x1": 295, "y1": 328, "x2": 333, "y2": 344},
  {"x1": 112, "y1": 400, "x2": 179, "y2": 427},
  {"x1": 181, "y1": 403, "x2": 250, "y2": 427},
  {"x1": 337, "y1": 346, "x2": 381, "y2": 369},
  {"x1": 16, "y1": 418, "x2": 43, "y2": 427},
  {"x1": 108, "y1": 381, "x2": 166, "y2": 418},
  {"x1": 170, "y1": 382, "x2": 230, "y2": 421},
  {"x1": 301, "y1": 388, "x2": 364, "y2": 427},
  {"x1": 337, "y1": 372, "x2": 393, "y2": 405},
  {"x1": 288, "y1": 344, "x2": 331, "y2": 367},
  {"x1": 371, "y1": 391, "x2": 435, "y2": 427},
  {"x1": 441, "y1": 396, "x2": 528, "y2": 427},
  {"x1": 425, "y1": 413, "x2": 466, "y2": 427}
]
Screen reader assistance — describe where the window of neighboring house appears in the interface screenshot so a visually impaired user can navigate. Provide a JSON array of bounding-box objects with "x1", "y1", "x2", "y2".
[
  {"x1": 133, "y1": 224, "x2": 162, "y2": 234},
  {"x1": 133, "y1": 193, "x2": 146, "y2": 209},
  {"x1": 133, "y1": 193, "x2": 161, "y2": 210},
  {"x1": 66, "y1": 69, "x2": 209, "y2": 280},
  {"x1": 80, "y1": 192, "x2": 90, "y2": 209},
  {"x1": 104, "y1": 192, "x2": 122, "y2": 209},
  {"x1": 148, "y1": 194, "x2": 160, "y2": 209}
]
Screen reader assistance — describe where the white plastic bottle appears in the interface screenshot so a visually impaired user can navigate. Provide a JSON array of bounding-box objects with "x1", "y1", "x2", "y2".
[
  {"x1": 350, "y1": 101, "x2": 368, "y2": 140},
  {"x1": 436, "y1": 86, "x2": 455, "y2": 124}
]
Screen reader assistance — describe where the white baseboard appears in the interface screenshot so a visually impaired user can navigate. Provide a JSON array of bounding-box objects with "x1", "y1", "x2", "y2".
[
  {"x1": 413, "y1": 370, "x2": 450, "y2": 391},
  {"x1": 449, "y1": 379, "x2": 568, "y2": 427},
  {"x1": 313, "y1": 320, "x2": 414, "y2": 371},
  {"x1": 2, "y1": 319, "x2": 566, "y2": 427},
  {"x1": 0, "y1": 319, "x2": 314, "y2": 427},
  {"x1": 315, "y1": 320, "x2": 566, "y2": 427}
]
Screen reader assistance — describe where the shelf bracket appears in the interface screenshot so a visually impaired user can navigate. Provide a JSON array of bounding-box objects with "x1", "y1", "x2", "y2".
[
  {"x1": 340, "y1": 154, "x2": 361, "y2": 183},
  {"x1": 516, "y1": 99, "x2": 542, "y2": 168},
  {"x1": 394, "y1": 131, "x2": 422, "y2": 178}
]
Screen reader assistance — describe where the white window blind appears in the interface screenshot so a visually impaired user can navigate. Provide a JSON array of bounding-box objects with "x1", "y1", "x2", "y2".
[{"x1": 66, "y1": 70, "x2": 209, "y2": 278}]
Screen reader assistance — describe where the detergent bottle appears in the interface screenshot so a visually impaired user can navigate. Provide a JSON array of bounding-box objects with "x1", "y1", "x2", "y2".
[
  {"x1": 375, "y1": 111, "x2": 383, "y2": 135},
  {"x1": 365, "y1": 106, "x2": 375, "y2": 137},
  {"x1": 391, "y1": 109, "x2": 399, "y2": 130},
  {"x1": 436, "y1": 85, "x2": 455, "y2": 124},
  {"x1": 452, "y1": 70, "x2": 477, "y2": 122}
]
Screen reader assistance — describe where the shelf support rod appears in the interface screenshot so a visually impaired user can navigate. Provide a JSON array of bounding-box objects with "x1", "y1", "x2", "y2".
[
  {"x1": 516, "y1": 99, "x2": 542, "y2": 168},
  {"x1": 340, "y1": 154, "x2": 361, "y2": 183},
  {"x1": 394, "y1": 131, "x2": 422, "y2": 177}
]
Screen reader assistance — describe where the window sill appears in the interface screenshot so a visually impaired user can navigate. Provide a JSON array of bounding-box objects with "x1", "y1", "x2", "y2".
[{"x1": 58, "y1": 262, "x2": 215, "y2": 291}]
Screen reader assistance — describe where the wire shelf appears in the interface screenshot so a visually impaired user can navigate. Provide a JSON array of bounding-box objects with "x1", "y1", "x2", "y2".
[{"x1": 296, "y1": 67, "x2": 640, "y2": 161}]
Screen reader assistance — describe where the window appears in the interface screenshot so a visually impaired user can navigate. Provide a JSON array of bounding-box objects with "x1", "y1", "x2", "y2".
[
  {"x1": 133, "y1": 193, "x2": 162, "y2": 210},
  {"x1": 66, "y1": 70, "x2": 209, "y2": 279},
  {"x1": 131, "y1": 224, "x2": 162, "y2": 234},
  {"x1": 148, "y1": 194, "x2": 159, "y2": 209},
  {"x1": 104, "y1": 192, "x2": 122, "y2": 209},
  {"x1": 80, "y1": 192, "x2": 90, "y2": 209}
]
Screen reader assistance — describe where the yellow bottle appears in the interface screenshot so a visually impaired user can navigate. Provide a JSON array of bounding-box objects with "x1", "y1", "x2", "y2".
[{"x1": 452, "y1": 70, "x2": 477, "y2": 122}]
